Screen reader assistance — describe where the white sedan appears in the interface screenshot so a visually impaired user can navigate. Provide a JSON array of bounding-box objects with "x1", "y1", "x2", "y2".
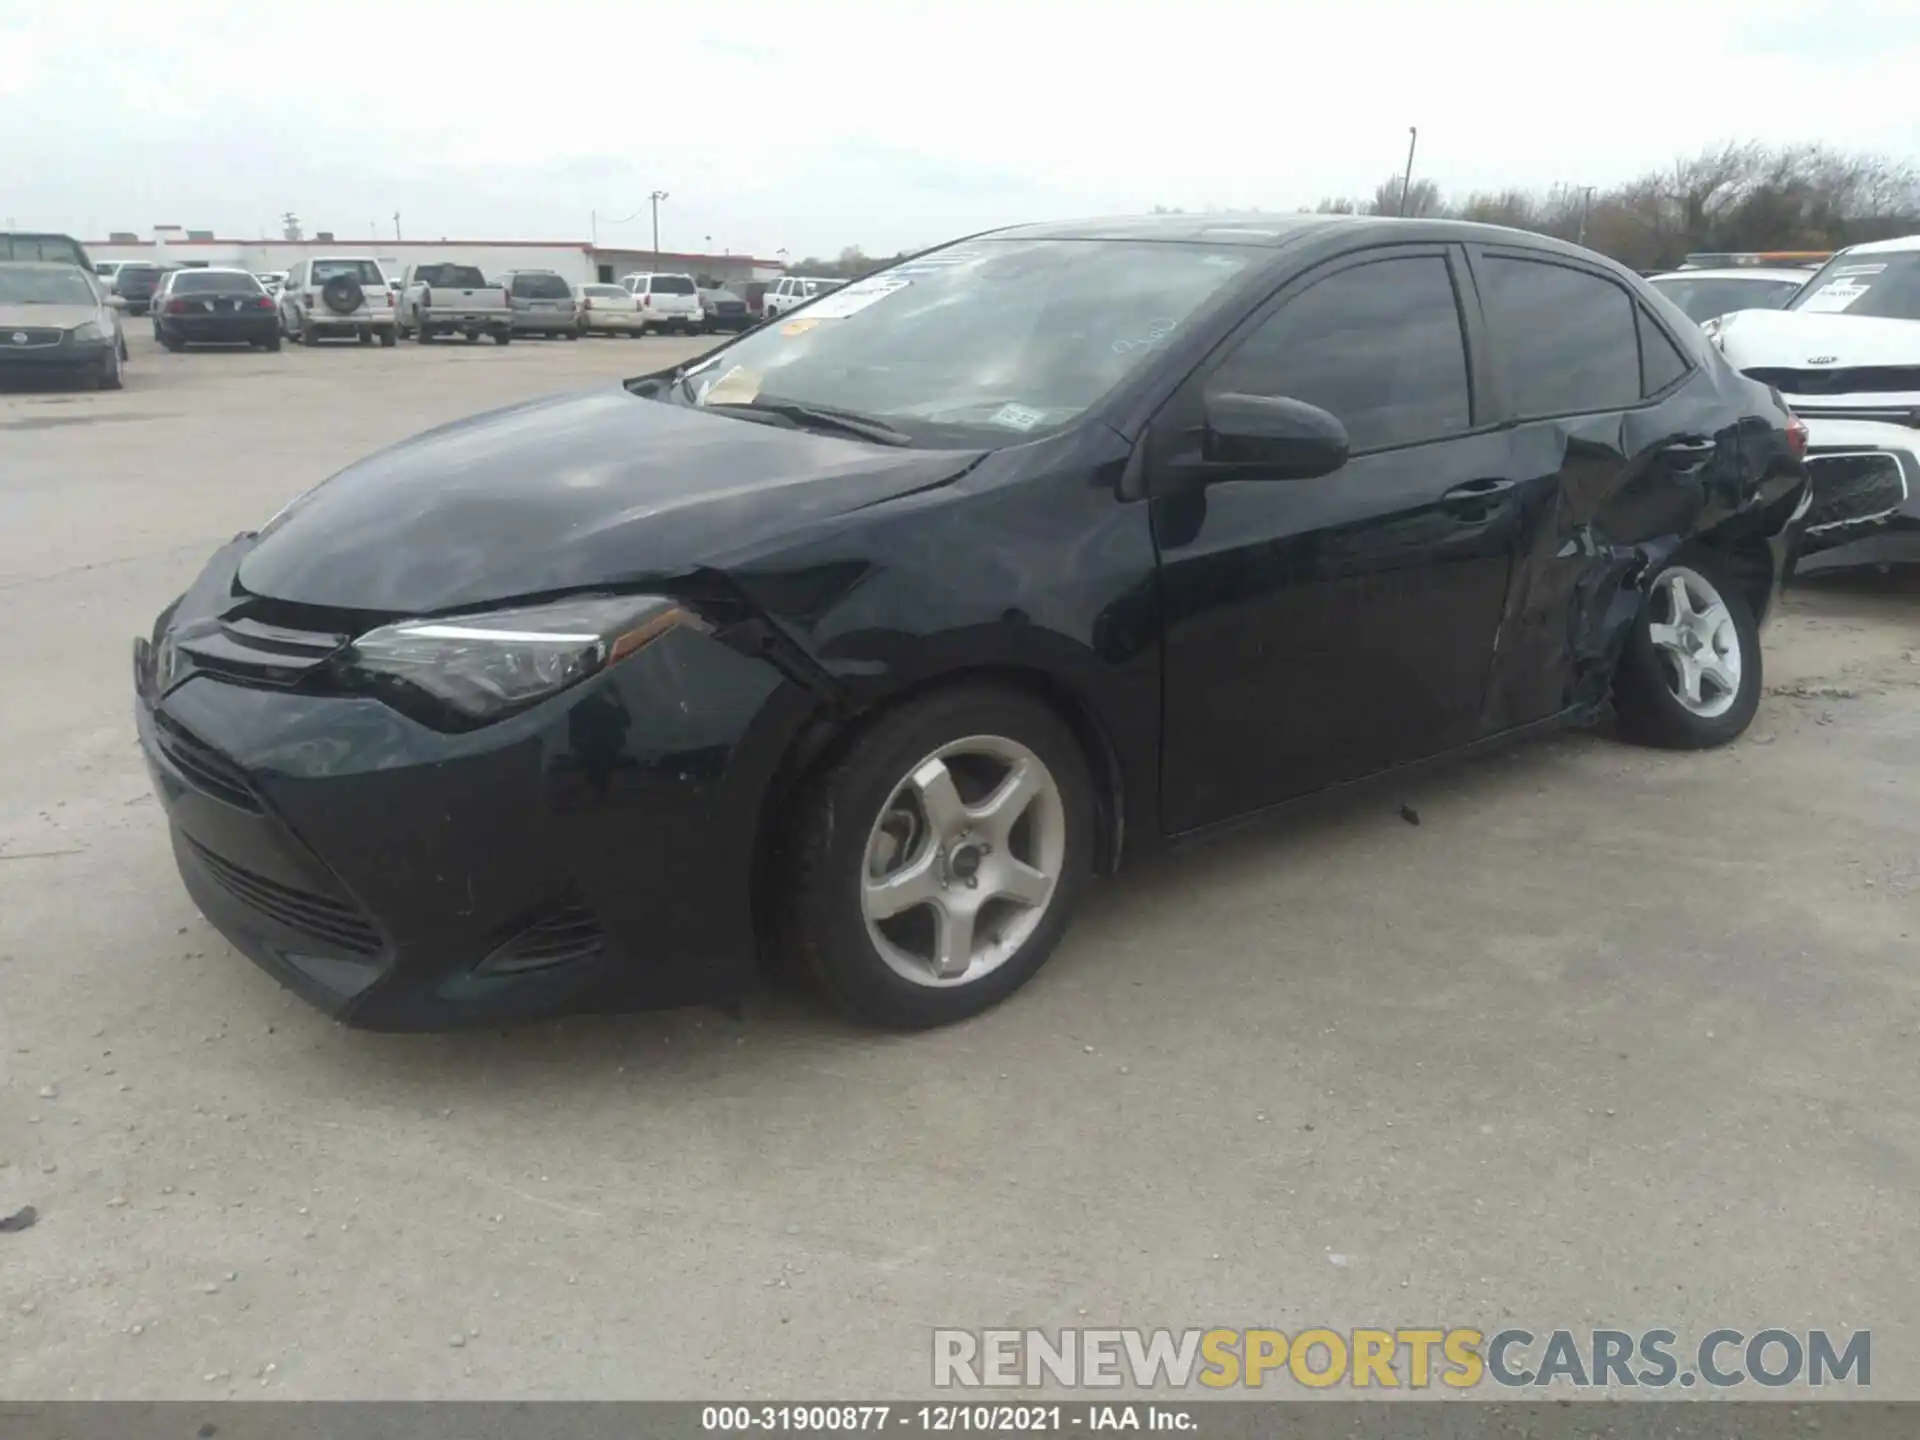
[{"x1": 577, "y1": 283, "x2": 647, "y2": 336}]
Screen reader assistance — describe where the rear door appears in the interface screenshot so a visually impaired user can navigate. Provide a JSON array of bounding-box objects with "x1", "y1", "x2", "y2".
[
  {"x1": 1150, "y1": 244, "x2": 1531, "y2": 832},
  {"x1": 1464, "y1": 245, "x2": 1722, "y2": 727}
]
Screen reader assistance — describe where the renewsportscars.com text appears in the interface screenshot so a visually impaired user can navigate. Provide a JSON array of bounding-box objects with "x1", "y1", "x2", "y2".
[{"x1": 932, "y1": 1327, "x2": 1871, "y2": 1390}]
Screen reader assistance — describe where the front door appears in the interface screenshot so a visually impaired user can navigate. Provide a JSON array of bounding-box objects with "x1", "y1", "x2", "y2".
[{"x1": 1149, "y1": 245, "x2": 1527, "y2": 834}]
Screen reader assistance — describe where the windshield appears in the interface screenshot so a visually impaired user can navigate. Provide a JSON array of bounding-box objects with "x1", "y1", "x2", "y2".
[
  {"x1": 680, "y1": 238, "x2": 1253, "y2": 442},
  {"x1": 1787, "y1": 251, "x2": 1920, "y2": 321},
  {"x1": 171, "y1": 270, "x2": 262, "y2": 294},
  {"x1": 512, "y1": 273, "x2": 572, "y2": 299},
  {"x1": 583, "y1": 285, "x2": 627, "y2": 299},
  {"x1": 312, "y1": 260, "x2": 385, "y2": 285},
  {"x1": 1649, "y1": 274, "x2": 1803, "y2": 323},
  {"x1": 417, "y1": 264, "x2": 487, "y2": 287},
  {"x1": 0, "y1": 267, "x2": 100, "y2": 304}
]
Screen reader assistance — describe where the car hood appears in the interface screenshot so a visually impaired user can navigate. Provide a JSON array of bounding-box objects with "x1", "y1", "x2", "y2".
[
  {"x1": 1716, "y1": 308, "x2": 1920, "y2": 368},
  {"x1": 0, "y1": 303, "x2": 96, "y2": 330},
  {"x1": 237, "y1": 387, "x2": 984, "y2": 614}
]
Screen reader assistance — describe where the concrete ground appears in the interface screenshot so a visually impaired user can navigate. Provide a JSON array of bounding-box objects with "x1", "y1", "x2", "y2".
[{"x1": 1, "y1": 333, "x2": 1916, "y2": 1400}]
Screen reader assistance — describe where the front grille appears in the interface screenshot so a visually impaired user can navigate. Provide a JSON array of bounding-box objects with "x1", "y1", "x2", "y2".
[
  {"x1": 2, "y1": 326, "x2": 64, "y2": 349},
  {"x1": 479, "y1": 899, "x2": 604, "y2": 975},
  {"x1": 185, "y1": 836, "x2": 382, "y2": 956},
  {"x1": 153, "y1": 714, "x2": 261, "y2": 812},
  {"x1": 1746, "y1": 366, "x2": 1920, "y2": 396},
  {"x1": 1804, "y1": 453, "x2": 1910, "y2": 533}
]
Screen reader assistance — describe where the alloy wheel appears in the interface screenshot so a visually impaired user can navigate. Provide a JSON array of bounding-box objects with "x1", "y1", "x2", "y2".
[
  {"x1": 860, "y1": 735, "x2": 1066, "y2": 987},
  {"x1": 1646, "y1": 566, "x2": 1742, "y2": 719}
]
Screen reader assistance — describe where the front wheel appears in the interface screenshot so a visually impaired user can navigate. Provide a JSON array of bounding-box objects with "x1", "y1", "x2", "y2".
[
  {"x1": 96, "y1": 347, "x2": 124, "y2": 391},
  {"x1": 1612, "y1": 549, "x2": 1762, "y2": 749},
  {"x1": 777, "y1": 685, "x2": 1094, "y2": 1028}
]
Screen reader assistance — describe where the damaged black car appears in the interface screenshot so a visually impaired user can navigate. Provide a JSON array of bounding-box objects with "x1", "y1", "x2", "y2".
[{"x1": 134, "y1": 216, "x2": 1810, "y2": 1031}]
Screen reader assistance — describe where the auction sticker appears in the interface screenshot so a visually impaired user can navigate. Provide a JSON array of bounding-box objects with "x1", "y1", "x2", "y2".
[
  {"x1": 781, "y1": 319, "x2": 819, "y2": 337},
  {"x1": 804, "y1": 277, "x2": 911, "y2": 320}
]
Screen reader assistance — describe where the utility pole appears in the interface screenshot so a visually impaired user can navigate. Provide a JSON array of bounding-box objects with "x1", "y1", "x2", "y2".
[
  {"x1": 393, "y1": 211, "x2": 402, "y2": 241},
  {"x1": 649, "y1": 190, "x2": 670, "y2": 266},
  {"x1": 1399, "y1": 127, "x2": 1419, "y2": 217},
  {"x1": 1577, "y1": 185, "x2": 1596, "y2": 246}
]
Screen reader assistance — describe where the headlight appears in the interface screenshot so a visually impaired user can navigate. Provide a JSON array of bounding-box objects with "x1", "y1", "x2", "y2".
[
  {"x1": 70, "y1": 319, "x2": 110, "y2": 341},
  {"x1": 340, "y1": 594, "x2": 699, "y2": 725}
]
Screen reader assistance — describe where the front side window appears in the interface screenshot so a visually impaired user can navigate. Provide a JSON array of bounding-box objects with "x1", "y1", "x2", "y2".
[
  {"x1": 1208, "y1": 255, "x2": 1471, "y2": 453},
  {"x1": 1787, "y1": 251, "x2": 1920, "y2": 320},
  {"x1": 1480, "y1": 256, "x2": 1640, "y2": 418},
  {"x1": 681, "y1": 237, "x2": 1253, "y2": 443}
]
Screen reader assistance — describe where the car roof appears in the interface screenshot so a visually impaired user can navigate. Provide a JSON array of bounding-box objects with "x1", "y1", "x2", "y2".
[
  {"x1": 1650, "y1": 268, "x2": 1810, "y2": 283},
  {"x1": 0, "y1": 260, "x2": 95, "y2": 275},
  {"x1": 1835, "y1": 233, "x2": 1920, "y2": 257}
]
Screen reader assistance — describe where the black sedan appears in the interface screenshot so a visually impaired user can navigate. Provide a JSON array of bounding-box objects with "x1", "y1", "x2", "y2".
[
  {"x1": 154, "y1": 268, "x2": 281, "y2": 350},
  {"x1": 135, "y1": 215, "x2": 1810, "y2": 1032},
  {"x1": 112, "y1": 262, "x2": 172, "y2": 316}
]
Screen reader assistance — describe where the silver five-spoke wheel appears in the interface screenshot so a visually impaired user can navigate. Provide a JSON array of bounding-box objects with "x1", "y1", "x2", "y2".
[
  {"x1": 1645, "y1": 565, "x2": 1741, "y2": 719},
  {"x1": 861, "y1": 735, "x2": 1066, "y2": 987}
]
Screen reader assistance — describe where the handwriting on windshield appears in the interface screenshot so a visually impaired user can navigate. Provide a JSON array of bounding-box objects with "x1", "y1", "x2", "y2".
[{"x1": 1111, "y1": 319, "x2": 1179, "y2": 355}]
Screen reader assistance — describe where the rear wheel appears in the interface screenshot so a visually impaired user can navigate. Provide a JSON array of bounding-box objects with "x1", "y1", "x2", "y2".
[
  {"x1": 464, "y1": 330, "x2": 479, "y2": 343},
  {"x1": 299, "y1": 319, "x2": 318, "y2": 345},
  {"x1": 1613, "y1": 548, "x2": 1762, "y2": 749},
  {"x1": 492, "y1": 329, "x2": 511, "y2": 346},
  {"x1": 263, "y1": 332, "x2": 281, "y2": 352},
  {"x1": 379, "y1": 327, "x2": 396, "y2": 348},
  {"x1": 777, "y1": 685, "x2": 1094, "y2": 1028}
]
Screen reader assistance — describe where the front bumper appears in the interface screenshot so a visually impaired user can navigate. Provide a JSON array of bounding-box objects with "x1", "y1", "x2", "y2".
[
  {"x1": 0, "y1": 334, "x2": 111, "y2": 374},
  {"x1": 134, "y1": 555, "x2": 816, "y2": 1029},
  {"x1": 1796, "y1": 419, "x2": 1920, "y2": 574}
]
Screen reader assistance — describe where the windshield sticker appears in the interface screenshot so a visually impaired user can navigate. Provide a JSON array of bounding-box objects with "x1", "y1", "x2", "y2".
[
  {"x1": 802, "y1": 277, "x2": 911, "y2": 320},
  {"x1": 989, "y1": 403, "x2": 1047, "y2": 433},
  {"x1": 1111, "y1": 319, "x2": 1179, "y2": 355},
  {"x1": 1798, "y1": 280, "x2": 1868, "y2": 313},
  {"x1": 890, "y1": 251, "x2": 983, "y2": 277},
  {"x1": 1831, "y1": 263, "x2": 1886, "y2": 278},
  {"x1": 701, "y1": 365, "x2": 762, "y2": 406},
  {"x1": 780, "y1": 319, "x2": 819, "y2": 337}
]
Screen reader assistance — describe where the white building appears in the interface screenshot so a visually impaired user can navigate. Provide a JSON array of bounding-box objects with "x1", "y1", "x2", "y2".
[{"x1": 88, "y1": 228, "x2": 784, "y2": 295}]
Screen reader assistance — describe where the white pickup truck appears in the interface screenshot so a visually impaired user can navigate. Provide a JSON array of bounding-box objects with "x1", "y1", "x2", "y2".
[{"x1": 396, "y1": 263, "x2": 513, "y2": 345}]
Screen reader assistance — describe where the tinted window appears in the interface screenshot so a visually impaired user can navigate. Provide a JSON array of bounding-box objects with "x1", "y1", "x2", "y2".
[
  {"x1": 1638, "y1": 306, "x2": 1689, "y2": 396},
  {"x1": 311, "y1": 259, "x2": 384, "y2": 285},
  {"x1": 171, "y1": 271, "x2": 263, "y2": 294},
  {"x1": 511, "y1": 273, "x2": 572, "y2": 299},
  {"x1": 1481, "y1": 257, "x2": 1640, "y2": 418},
  {"x1": 1210, "y1": 255, "x2": 1471, "y2": 453},
  {"x1": 416, "y1": 264, "x2": 487, "y2": 287},
  {"x1": 1648, "y1": 274, "x2": 1803, "y2": 323},
  {"x1": 650, "y1": 275, "x2": 696, "y2": 295}
]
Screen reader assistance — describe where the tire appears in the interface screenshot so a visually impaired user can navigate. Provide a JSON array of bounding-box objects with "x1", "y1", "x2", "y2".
[
  {"x1": 777, "y1": 685, "x2": 1094, "y2": 1028},
  {"x1": 417, "y1": 322, "x2": 435, "y2": 343},
  {"x1": 96, "y1": 347, "x2": 124, "y2": 391},
  {"x1": 358, "y1": 330, "x2": 372, "y2": 345},
  {"x1": 264, "y1": 332, "x2": 281, "y2": 352},
  {"x1": 160, "y1": 333, "x2": 183, "y2": 353},
  {"x1": 299, "y1": 319, "x2": 318, "y2": 346},
  {"x1": 1612, "y1": 547, "x2": 1762, "y2": 750},
  {"x1": 493, "y1": 329, "x2": 511, "y2": 346},
  {"x1": 563, "y1": 330, "x2": 577, "y2": 341},
  {"x1": 464, "y1": 330, "x2": 479, "y2": 344},
  {"x1": 379, "y1": 328, "x2": 396, "y2": 348}
]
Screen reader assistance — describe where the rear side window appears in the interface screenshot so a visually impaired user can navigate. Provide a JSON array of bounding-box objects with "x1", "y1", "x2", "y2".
[
  {"x1": 1210, "y1": 254, "x2": 1472, "y2": 454},
  {"x1": 650, "y1": 275, "x2": 696, "y2": 295},
  {"x1": 512, "y1": 273, "x2": 572, "y2": 299},
  {"x1": 1637, "y1": 306, "x2": 1690, "y2": 396},
  {"x1": 1480, "y1": 257, "x2": 1640, "y2": 418}
]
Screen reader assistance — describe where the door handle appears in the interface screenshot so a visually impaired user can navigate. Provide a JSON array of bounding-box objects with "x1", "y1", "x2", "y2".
[
  {"x1": 1662, "y1": 437, "x2": 1718, "y2": 471},
  {"x1": 1441, "y1": 478, "x2": 1515, "y2": 514}
]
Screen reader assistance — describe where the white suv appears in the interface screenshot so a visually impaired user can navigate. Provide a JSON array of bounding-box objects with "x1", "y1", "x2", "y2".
[
  {"x1": 617, "y1": 272, "x2": 702, "y2": 334},
  {"x1": 762, "y1": 275, "x2": 845, "y2": 319},
  {"x1": 278, "y1": 257, "x2": 397, "y2": 345}
]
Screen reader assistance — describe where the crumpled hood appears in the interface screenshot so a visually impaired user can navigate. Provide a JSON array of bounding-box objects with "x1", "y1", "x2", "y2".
[
  {"x1": 1717, "y1": 308, "x2": 1920, "y2": 369},
  {"x1": 238, "y1": 387, "x2": 982, "y2": 614}
]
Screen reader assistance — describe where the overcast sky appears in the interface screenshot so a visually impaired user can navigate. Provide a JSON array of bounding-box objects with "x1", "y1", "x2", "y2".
[{"x1": 4, "y1": 0, "x2": 1917, "y2": 259}]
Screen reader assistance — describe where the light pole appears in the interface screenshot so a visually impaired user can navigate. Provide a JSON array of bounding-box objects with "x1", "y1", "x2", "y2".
[
  {"x1": 649, "y1": 190, "x2": 669, "y2": 266},
  {"x1": 1577, "y1": 184, "x2": 1596, "y2": 246},
  {"x1": 1399, "y1": 127, "x2": 1419, "y2": 217}
]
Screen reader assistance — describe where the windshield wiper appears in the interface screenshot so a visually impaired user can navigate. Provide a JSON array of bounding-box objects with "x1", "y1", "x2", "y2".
[{"x1": 707, "y1": 400, "x2": 912, "y2": 447}]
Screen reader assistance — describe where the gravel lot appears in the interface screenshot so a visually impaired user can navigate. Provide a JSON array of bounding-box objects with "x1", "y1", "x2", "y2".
[{"x1": 1, "y1": 333, "x2": 1916, "y2": 1399}]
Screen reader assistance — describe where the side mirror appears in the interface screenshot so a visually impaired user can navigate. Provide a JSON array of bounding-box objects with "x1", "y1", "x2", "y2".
[
  {"x1": 107, "y1": 295, "x2": 127, "y2": 309},
  {"x1": 1202, "y1": 392, "x2": 1349, "y2": 480}
]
